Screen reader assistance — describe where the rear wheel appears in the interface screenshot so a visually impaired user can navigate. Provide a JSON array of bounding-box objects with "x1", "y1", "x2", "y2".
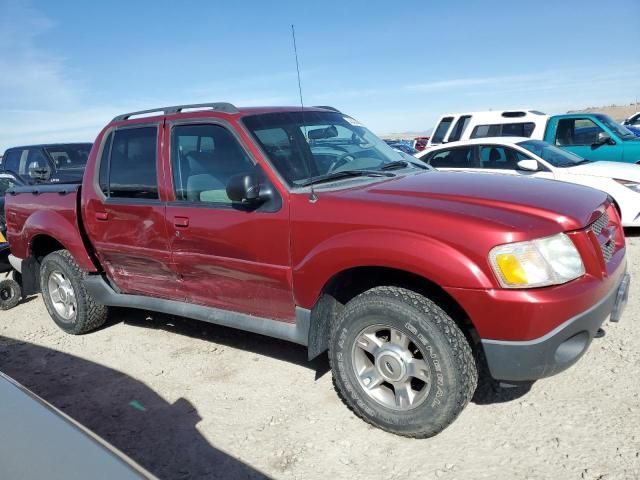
[
  {"x1": 329, "y1": 286, "x2": 477, "y2": 438},
  {"x1": 40, "y1": 250, "x2": 108, "y2": 334}
]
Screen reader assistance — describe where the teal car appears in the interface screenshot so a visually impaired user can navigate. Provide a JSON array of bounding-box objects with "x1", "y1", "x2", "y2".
[{"x1": 542, "y1": 113, "x2": 640, "y2": 164}]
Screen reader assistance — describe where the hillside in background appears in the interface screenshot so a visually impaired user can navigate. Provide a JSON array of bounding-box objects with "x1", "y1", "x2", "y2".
[{"x1": 568, "y1": 102, "x2": 639, "y2": 121}]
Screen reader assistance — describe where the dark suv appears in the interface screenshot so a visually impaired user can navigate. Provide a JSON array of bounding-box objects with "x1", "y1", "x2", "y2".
[{"x1": 0, "y1": 143, "x2": 92, "y2": 184}]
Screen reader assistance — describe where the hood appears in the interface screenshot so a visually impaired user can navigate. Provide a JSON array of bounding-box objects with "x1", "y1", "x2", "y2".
[
  {"x1": 564, "y1": 161, "x2": 640, "y2": 181},
  {"x1": 330, "y1": 170, "x2": 607, "y2": 232}
]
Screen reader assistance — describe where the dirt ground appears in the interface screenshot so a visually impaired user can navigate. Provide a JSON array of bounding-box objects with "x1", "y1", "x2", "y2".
[{"x1": 1, "y1": 233, "x2": 639, "y2": 480}]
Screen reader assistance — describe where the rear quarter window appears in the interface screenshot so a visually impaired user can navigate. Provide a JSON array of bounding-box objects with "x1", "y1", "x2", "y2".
[{"x1": 431, "y1": 117, "x2": 454, "y2": 144}]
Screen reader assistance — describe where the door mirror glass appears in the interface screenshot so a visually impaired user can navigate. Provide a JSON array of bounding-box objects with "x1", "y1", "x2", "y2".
[
  {"x1": 27, "y1": 161, "x2": 51, "y2": 181},
  {"x1": 596, "y1": 132, "x2": 613, "y2": 145},
  {"x1": 517, "y1": 159, "x2": 539, "y2": 172}
]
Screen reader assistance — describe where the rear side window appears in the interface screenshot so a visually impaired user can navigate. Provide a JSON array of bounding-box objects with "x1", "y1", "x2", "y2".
[
  {"x1": 470, "y1": 122, "x2": 535, "y2": 139},
  {"x1": 426, "y1": 147, "x2": 475, "y2": 168},
  {"x1": 431, "y1": 117, "x2": 454, "y2": 144},
  {"x1": 100, "y1": 127, "x2": 158, "y2": 200},
  {"x1": 448, "y1": 115, "x2": 471, "y2": 142}
]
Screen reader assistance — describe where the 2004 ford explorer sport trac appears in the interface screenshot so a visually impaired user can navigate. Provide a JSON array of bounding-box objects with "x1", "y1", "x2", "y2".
[{"x1": 4, "y1": 103, "x2": 631, "y2": 438}]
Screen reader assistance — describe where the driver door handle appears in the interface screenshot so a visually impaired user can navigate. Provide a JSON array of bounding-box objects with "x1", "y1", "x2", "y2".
[{"x1": 173, "y1": 216, "x2": 189, "y2": 228}]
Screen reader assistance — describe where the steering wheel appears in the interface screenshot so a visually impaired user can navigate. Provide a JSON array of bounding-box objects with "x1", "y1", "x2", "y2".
[{"x1": 328, "y1": 152, "x2": 356, "y2": 172}]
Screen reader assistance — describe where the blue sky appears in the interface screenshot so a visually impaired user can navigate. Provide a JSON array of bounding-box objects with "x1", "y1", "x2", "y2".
[{"x1": 1, "y1": 0, "x2": 639, "y2": 151}]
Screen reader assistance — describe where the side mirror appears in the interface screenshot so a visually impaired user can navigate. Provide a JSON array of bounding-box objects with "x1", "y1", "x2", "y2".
[
  {"x1": 226, "y1": 173, "x2": 271, "y2": 205},
  {"x1": 516, "y1": 159, "x2": 539, "y2": 172},
  {"x1": 623, "y1": 120, "x2": 630, "y2": 125},
  {"x1": 596, "y1": 132, "x2": 614, "y2": 145},
  {"x1": 28, "y1": 162, "x2": 51, "y2": 181}
]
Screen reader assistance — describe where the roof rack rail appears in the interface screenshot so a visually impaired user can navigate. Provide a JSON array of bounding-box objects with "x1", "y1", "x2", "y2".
[
  {"x1": 312, "y1": 105, "x2": 341, "y2": 113},
  {"x1": 112, "y1": 102, "x2": 239, "y2": 121}
]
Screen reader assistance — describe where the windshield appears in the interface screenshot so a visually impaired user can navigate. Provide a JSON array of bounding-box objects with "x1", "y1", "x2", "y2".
[
  {"x1": 45, "y1": 144, "x2": 92, "y2": 171},
  {"x1": 517, "y1": 140, "x2": 587, "y2": 167},
  {"x1": 242, "y1": 111, "x2": 412, "y2": 187},
  {"x1": 595, "y1": 114, "x2": 637, "y2": 140}
]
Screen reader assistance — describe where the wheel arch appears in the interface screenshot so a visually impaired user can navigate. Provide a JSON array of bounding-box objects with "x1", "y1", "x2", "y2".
[{"x1": 306, "y1": 265, "x2": 479, "y2": 360}]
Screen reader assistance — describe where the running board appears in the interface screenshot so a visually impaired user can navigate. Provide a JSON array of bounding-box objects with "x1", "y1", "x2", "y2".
[{"x1": 83, "y1": 275, "x2": 310, "y2": 346}]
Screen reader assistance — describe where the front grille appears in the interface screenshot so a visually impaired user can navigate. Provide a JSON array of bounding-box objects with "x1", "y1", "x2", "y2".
[
  {"x1": 591, "y1": 211, "x2": 609, "y2": 236},
  {"x1": 590, "y1": 211, "x2": 615, "y2": 262}
]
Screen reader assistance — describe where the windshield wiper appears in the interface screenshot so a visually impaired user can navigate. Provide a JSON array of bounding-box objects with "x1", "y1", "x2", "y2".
[
  {"x1": 300, "y1": 170, "x2": 395, "y2": 187},
  {"x1": 380, "y1": 160, "x2": 428, "y2": 171}
]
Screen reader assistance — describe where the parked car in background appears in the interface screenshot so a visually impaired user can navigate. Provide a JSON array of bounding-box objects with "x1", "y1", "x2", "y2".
[
  {"x1": 429, "y1": 111, "x2": 640, "y2": 164},
  {"x1": 0, "y1": 172, "x2": 24, "y2": 240},
  {"x1": 388, "y1": 142, "x2": 419, "y2": 155},
  {"x1": 417, "y1": 137, "x2": 640, "y2": 227},
  {"x1": 413, "y1": 136, "x2": 430, "y2": 151},
  {"x1": 538, "y1": 114, "x2": 640, "y2": 164},
  {"x1": 5, "y1": 103, "x2": 630, "y2": 438},
  {"x1": 0, "y1": 143, "x2": 92, "y2": 184},
  {"x1": 0, "y1": 371, "x2": 151, "y2": 479},
  {"x1": 427, "y1": 110, "x2": 548, "y2": 149},
  {"x1": 622, "y1": 112, "x2": 640, "y2": 128},
  {"x1": 624, "y1": 125, "x2": 640, "y2": 137}
]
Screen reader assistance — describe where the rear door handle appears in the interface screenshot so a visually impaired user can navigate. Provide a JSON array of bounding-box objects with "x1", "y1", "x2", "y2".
[
  {"x1": 95, "y1": 212, "x2": 109, "y2": 221},
  {"x1": 173, "y1": 216, "x2": 189, "y2": 228}
]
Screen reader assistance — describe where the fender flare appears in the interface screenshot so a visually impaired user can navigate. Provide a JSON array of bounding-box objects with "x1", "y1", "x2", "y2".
[
  {"x1": 293, "y1": 228, "x2": 493, "y2": 309},
  {"x1": 22, "y1": 210, "x2": 97, "y2": 272}
]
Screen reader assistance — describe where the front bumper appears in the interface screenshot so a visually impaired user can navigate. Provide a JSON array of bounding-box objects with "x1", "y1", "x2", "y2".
[{"x1": 481, "y1": 272, "x2": 630, "y2": 382}]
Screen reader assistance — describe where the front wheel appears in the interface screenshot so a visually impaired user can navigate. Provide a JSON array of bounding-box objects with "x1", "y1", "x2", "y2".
[
  {"x1": 329, "y1": 286, "x2": 477, "y2": 438},
  {"x1": 40, "y1": 250, "x2": 108, "y2": 334}
]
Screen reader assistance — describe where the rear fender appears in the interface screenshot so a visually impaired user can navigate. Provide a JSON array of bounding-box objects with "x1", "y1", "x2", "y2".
[{"x1": 22, "y1": 210, "x2": 97, "y2": 272}]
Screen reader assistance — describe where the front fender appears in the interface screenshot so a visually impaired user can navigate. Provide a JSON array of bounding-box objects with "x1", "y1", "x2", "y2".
[
  {"x1": 293, "y1": 228, "x2": 493, "y2": 308},
  {"x1": 21, "y1": 210, "x2": 97, "y2": 272}
]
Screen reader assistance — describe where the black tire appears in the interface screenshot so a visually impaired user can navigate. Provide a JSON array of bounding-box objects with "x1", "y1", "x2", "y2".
[
  {"x1": 329, "y1": 286, "x2": 477, "y2": 438},
  {"x1": 40, "y1": 250, "x2": 108, "y2": 334},
  {"x1": 0, "y1": 278, "x2": 21, "y2": 310}
]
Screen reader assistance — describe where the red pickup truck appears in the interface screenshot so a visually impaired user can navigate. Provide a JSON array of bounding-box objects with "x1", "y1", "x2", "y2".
[{"x1": 5, "y1": 103, "x2": 630, "y2": 438}]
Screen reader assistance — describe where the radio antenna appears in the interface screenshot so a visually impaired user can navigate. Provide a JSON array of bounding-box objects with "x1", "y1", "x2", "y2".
[{"x1": 291, "y1": 24, "x2": 317, "y2": 202}]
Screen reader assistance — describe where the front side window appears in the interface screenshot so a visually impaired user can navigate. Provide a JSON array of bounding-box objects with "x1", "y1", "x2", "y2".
[
  {"x1": 555, "y1": 118, "x2": 603, "y2": 146},
  {"x1": 431, "y1": 117, "x2": 454, "y2": 144},
  {"x1": 26, "y1": 148, "x2": 49, "y2": 170},
  {"x1": 426, "y1": 147, "x2": 475, "y2": 169},
  {"x1": 171, "y1": 124, "x2": 254, "y2": 204},
  {"x1": 243, "y1": 111, "x2": 409, "y2": 187},
  {"x1": 478, "y1": 145, "x2": 523, "y2": 170},
  {"x1": 101, "y1": 127, "x2": 158, "y2": 200}
]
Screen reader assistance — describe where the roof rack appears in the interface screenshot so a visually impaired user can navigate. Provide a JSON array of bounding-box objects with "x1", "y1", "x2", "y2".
[
  {"x1": 312, "y1": 105, "x2": 341, "y2": 113},
  {"x1": 112, "y1": 102, "x2": 239, "y2": 121}
]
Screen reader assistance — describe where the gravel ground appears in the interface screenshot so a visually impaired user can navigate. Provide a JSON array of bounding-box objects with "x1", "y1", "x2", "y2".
[{"x1": 1, "y1": 232, "x2": 638, "y2": 480}]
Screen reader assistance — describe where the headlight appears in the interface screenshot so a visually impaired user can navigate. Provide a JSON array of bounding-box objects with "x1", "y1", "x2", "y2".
[
  {"x1": 489, "y1": 233, "x2": 585, "y2": 288},
  {"x1": 614, "y1": 178, "x2": 640, "y2": 193}
]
